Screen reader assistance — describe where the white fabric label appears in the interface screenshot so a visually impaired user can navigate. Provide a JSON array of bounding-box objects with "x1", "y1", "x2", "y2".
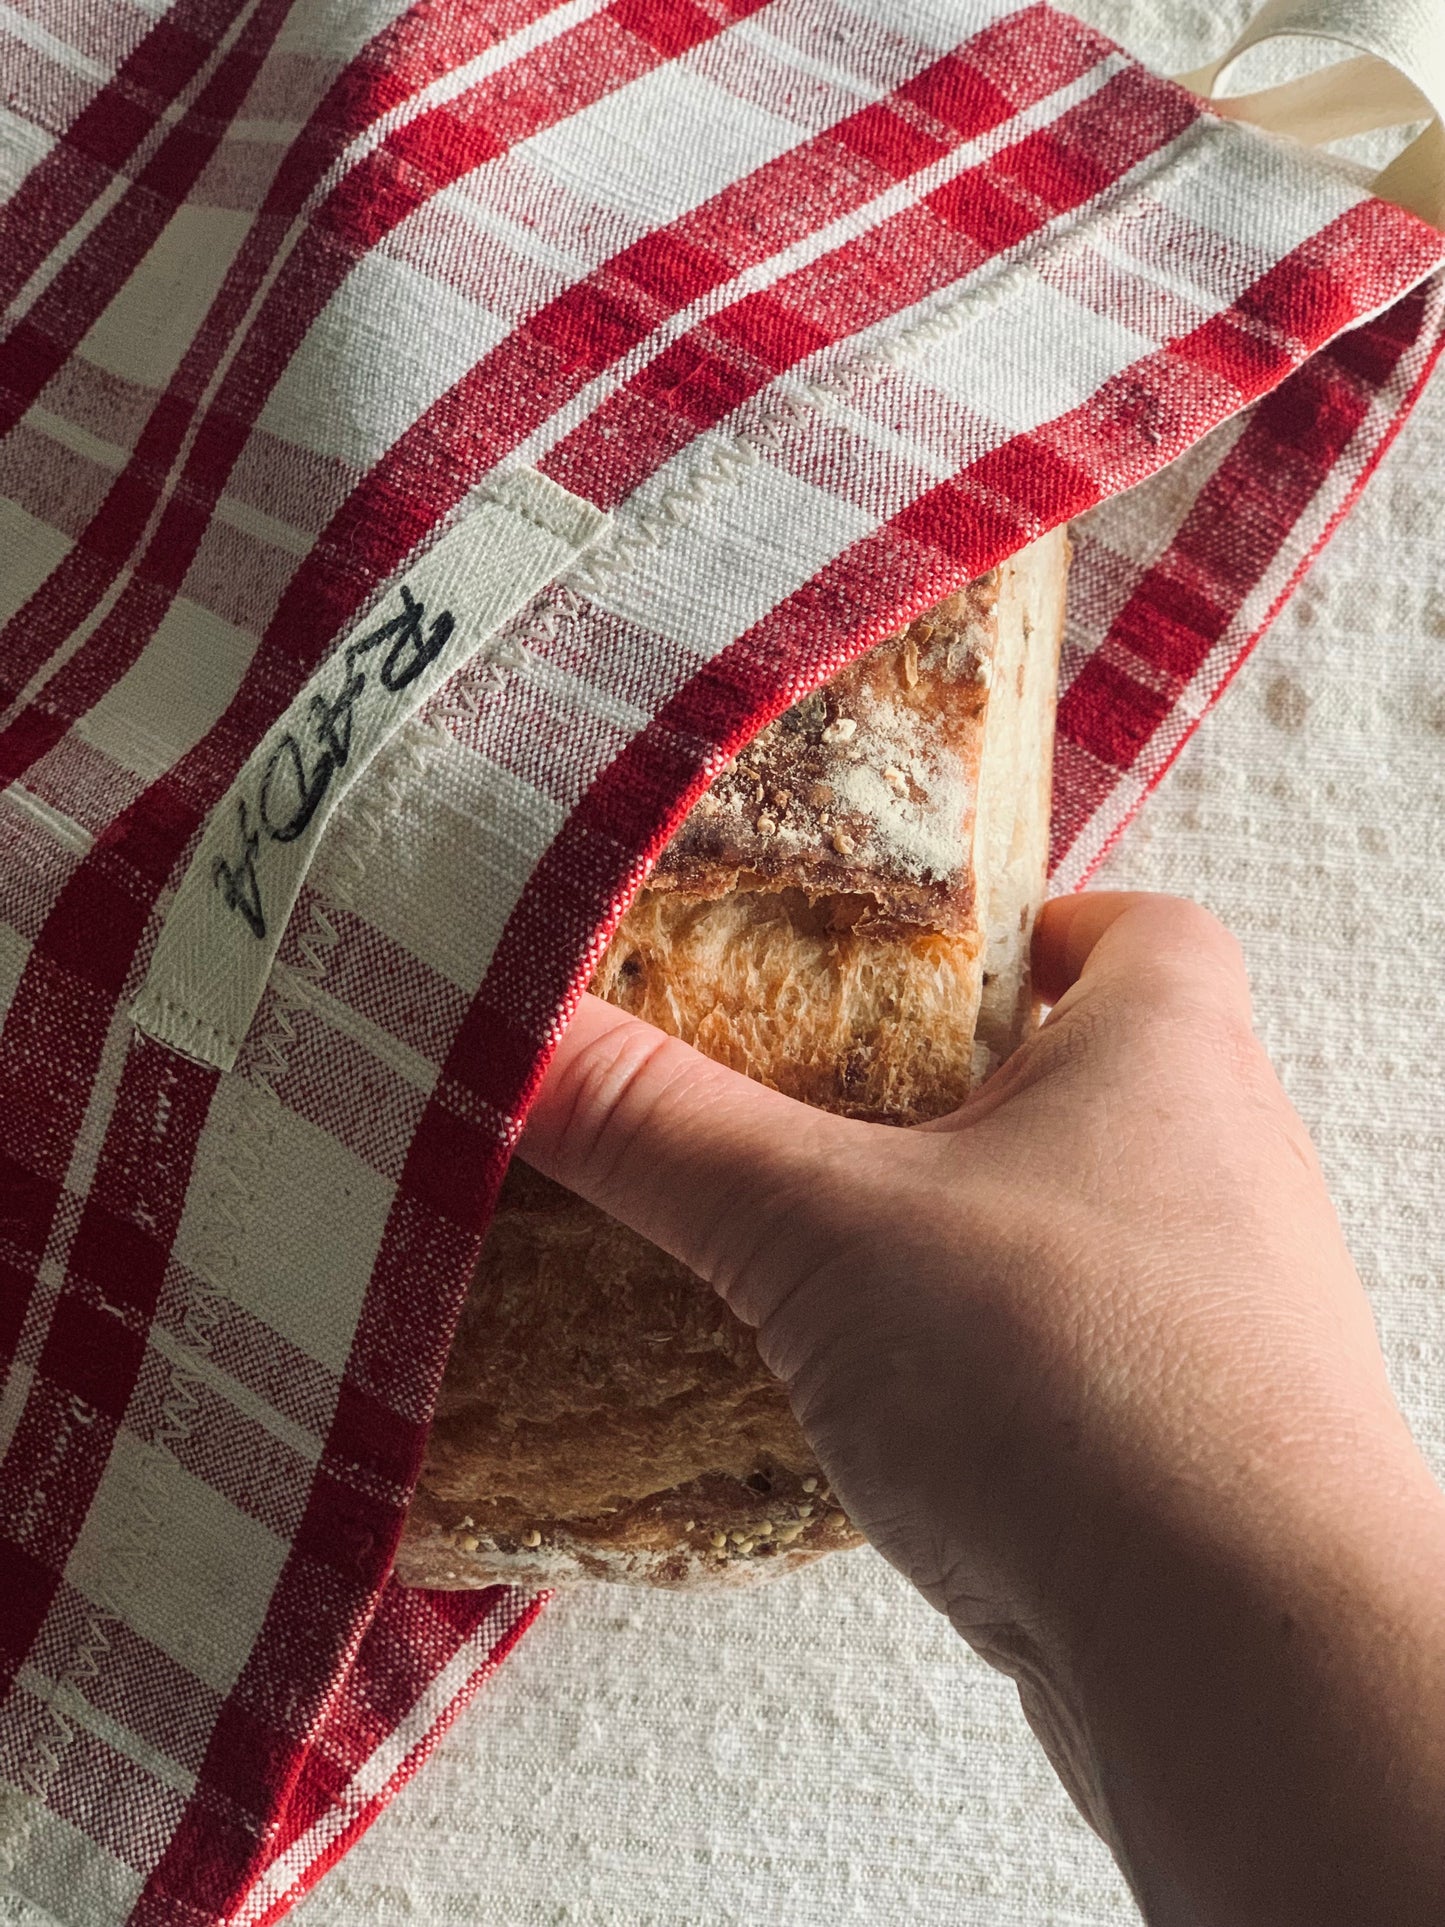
[{"x1": 131, "y1": 467, "x2": 607, "y2": 1072}]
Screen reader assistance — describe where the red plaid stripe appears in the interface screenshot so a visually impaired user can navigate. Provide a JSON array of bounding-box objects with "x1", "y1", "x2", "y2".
[
  {"x1": 0, "y1": 0, "x2": 241, "y2": 311},
  {"x1": 0, "y1": 0, "x2": 649, "y2": 739},
  {"x1": 228, "y1": 1583, "x2": 543, "y2": 1927},
  {"x1": 1053, "y1": 269, "x2": 1445, "y2": 884},
  {"x1": 0, "y1": 0, "x2": 300, "y2": 440}
]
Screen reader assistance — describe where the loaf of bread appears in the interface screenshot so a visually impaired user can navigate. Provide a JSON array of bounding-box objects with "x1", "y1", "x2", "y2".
[{"x1": 396, "y1": 527, "x2": 1070, "y2": 1590}]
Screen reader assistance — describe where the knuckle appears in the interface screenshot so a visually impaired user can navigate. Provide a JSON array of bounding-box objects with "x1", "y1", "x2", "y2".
[
  {"x1": 1033, "y1": 956, "x2": 1258, "y2": 1104},
  {"x1": 1136, "y1": 900, "x2": 1248, "y2": 1000},
  {"x1": 1032, "y1": 898, "x2": 1252, "y2": 1076},
  {"x1": 1120, "y1": 959, "x2": 1250, "y2": 1053},
  {"x1": 545, "y1": 1020, "x2": 680, "y2": 1190},
  {"x1": 1036, "y1": 996, "x2": 1116, "y2": 1078}
]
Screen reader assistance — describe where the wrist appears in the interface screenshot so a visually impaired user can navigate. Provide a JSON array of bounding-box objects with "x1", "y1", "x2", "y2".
[{"x1": 1045, "y1": 1427, "x2": 1445, "y2": 1926}]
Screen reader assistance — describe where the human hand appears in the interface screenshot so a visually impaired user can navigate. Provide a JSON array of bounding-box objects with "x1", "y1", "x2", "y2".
[{"x1": 519, "y1": 892, "x2": 1445, "y2": 1925}]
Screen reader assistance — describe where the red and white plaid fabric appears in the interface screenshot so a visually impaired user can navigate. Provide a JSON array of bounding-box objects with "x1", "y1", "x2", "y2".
[{"x1": 0, "y1": 1, "x2": 1441, "y2": 1921}]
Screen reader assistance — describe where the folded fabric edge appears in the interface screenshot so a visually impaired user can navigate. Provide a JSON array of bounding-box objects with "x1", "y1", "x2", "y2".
[
  {"x1": 493, "y1": 203, "x2": 1445, "y2": 1151},
  {"x1": 224, "y1": 1586, "x2": 546, "y2": 1927},
  {"x1": 1051, "y1": 268, "x2": 1445, "y2": 890}
]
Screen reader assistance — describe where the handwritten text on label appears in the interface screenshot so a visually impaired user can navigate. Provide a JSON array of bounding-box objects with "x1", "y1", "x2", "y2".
[{"x1": 213, "y1": 584, "x2": 454, "y2": 940}]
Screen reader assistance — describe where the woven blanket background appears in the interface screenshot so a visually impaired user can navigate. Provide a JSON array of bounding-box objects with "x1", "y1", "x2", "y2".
[
  {"x1": 287, "y1": 222, "x2": 1445, "y2": 1927},
  {"x1": 273, "y1": 3, "x2": 1445, "y2": 1923},
  {"x1": 0, "y1": 0, "x2": 1441, "y2": 1919}
]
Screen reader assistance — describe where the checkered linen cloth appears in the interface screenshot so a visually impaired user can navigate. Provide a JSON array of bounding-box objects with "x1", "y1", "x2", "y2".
[{"x1": 0, "y1": 1, "x2": 1441, "y2": 1922}]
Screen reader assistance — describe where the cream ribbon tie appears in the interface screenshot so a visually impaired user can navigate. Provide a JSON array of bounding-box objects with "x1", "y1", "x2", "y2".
[{"x1": 1179, "y1": 0, "x2": 1445, "y2": 228}]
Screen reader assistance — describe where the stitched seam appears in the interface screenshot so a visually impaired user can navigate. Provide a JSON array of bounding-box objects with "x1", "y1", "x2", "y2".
[
  {"x1": 131, "y1": 992, "x2": 242, "y2": 1063},
  {"x1": 0, "y1": 1606, "x2": 113, "y2": 1882},
  {"x1": 432, "y1": 144, "x2": 1235, "y2": 730},
  {"x1": 203, "y1": 708, "x2": 438, "y2": 1437},
  {"x1": 482, "y1": 496, "x2": 569, "y2": 540},
  {"x1": 426, "y1": 600, "x2": 550, "y2": 736},
  {"x1": 567, "y1": 120, "x2": 1232, "y2": 606},
  {"x1": 133, "y1": 473, "x2": 601, "y2": 1067},
  {"x1": 101, "y1": 730, "x2": 443, "y2": 1838},
  {"x1": 477, "y1": 477, "x2": 600, "y2": 546}
]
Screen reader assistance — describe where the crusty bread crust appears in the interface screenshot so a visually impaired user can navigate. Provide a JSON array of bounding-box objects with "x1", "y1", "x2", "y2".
[{"x1": 396, "y1": 530, "x2": 1069, "y2": 1591}]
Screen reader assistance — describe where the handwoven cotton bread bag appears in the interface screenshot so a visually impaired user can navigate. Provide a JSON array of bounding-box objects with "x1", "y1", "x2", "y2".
[{"x1": 0, "y1": 0, "x2": 1441, "y2": 1921}]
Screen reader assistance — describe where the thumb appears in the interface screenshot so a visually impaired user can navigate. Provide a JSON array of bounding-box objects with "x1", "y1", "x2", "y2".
[{"x1": 517, "y1": 992, "x2": 856, "y2": 1296}]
